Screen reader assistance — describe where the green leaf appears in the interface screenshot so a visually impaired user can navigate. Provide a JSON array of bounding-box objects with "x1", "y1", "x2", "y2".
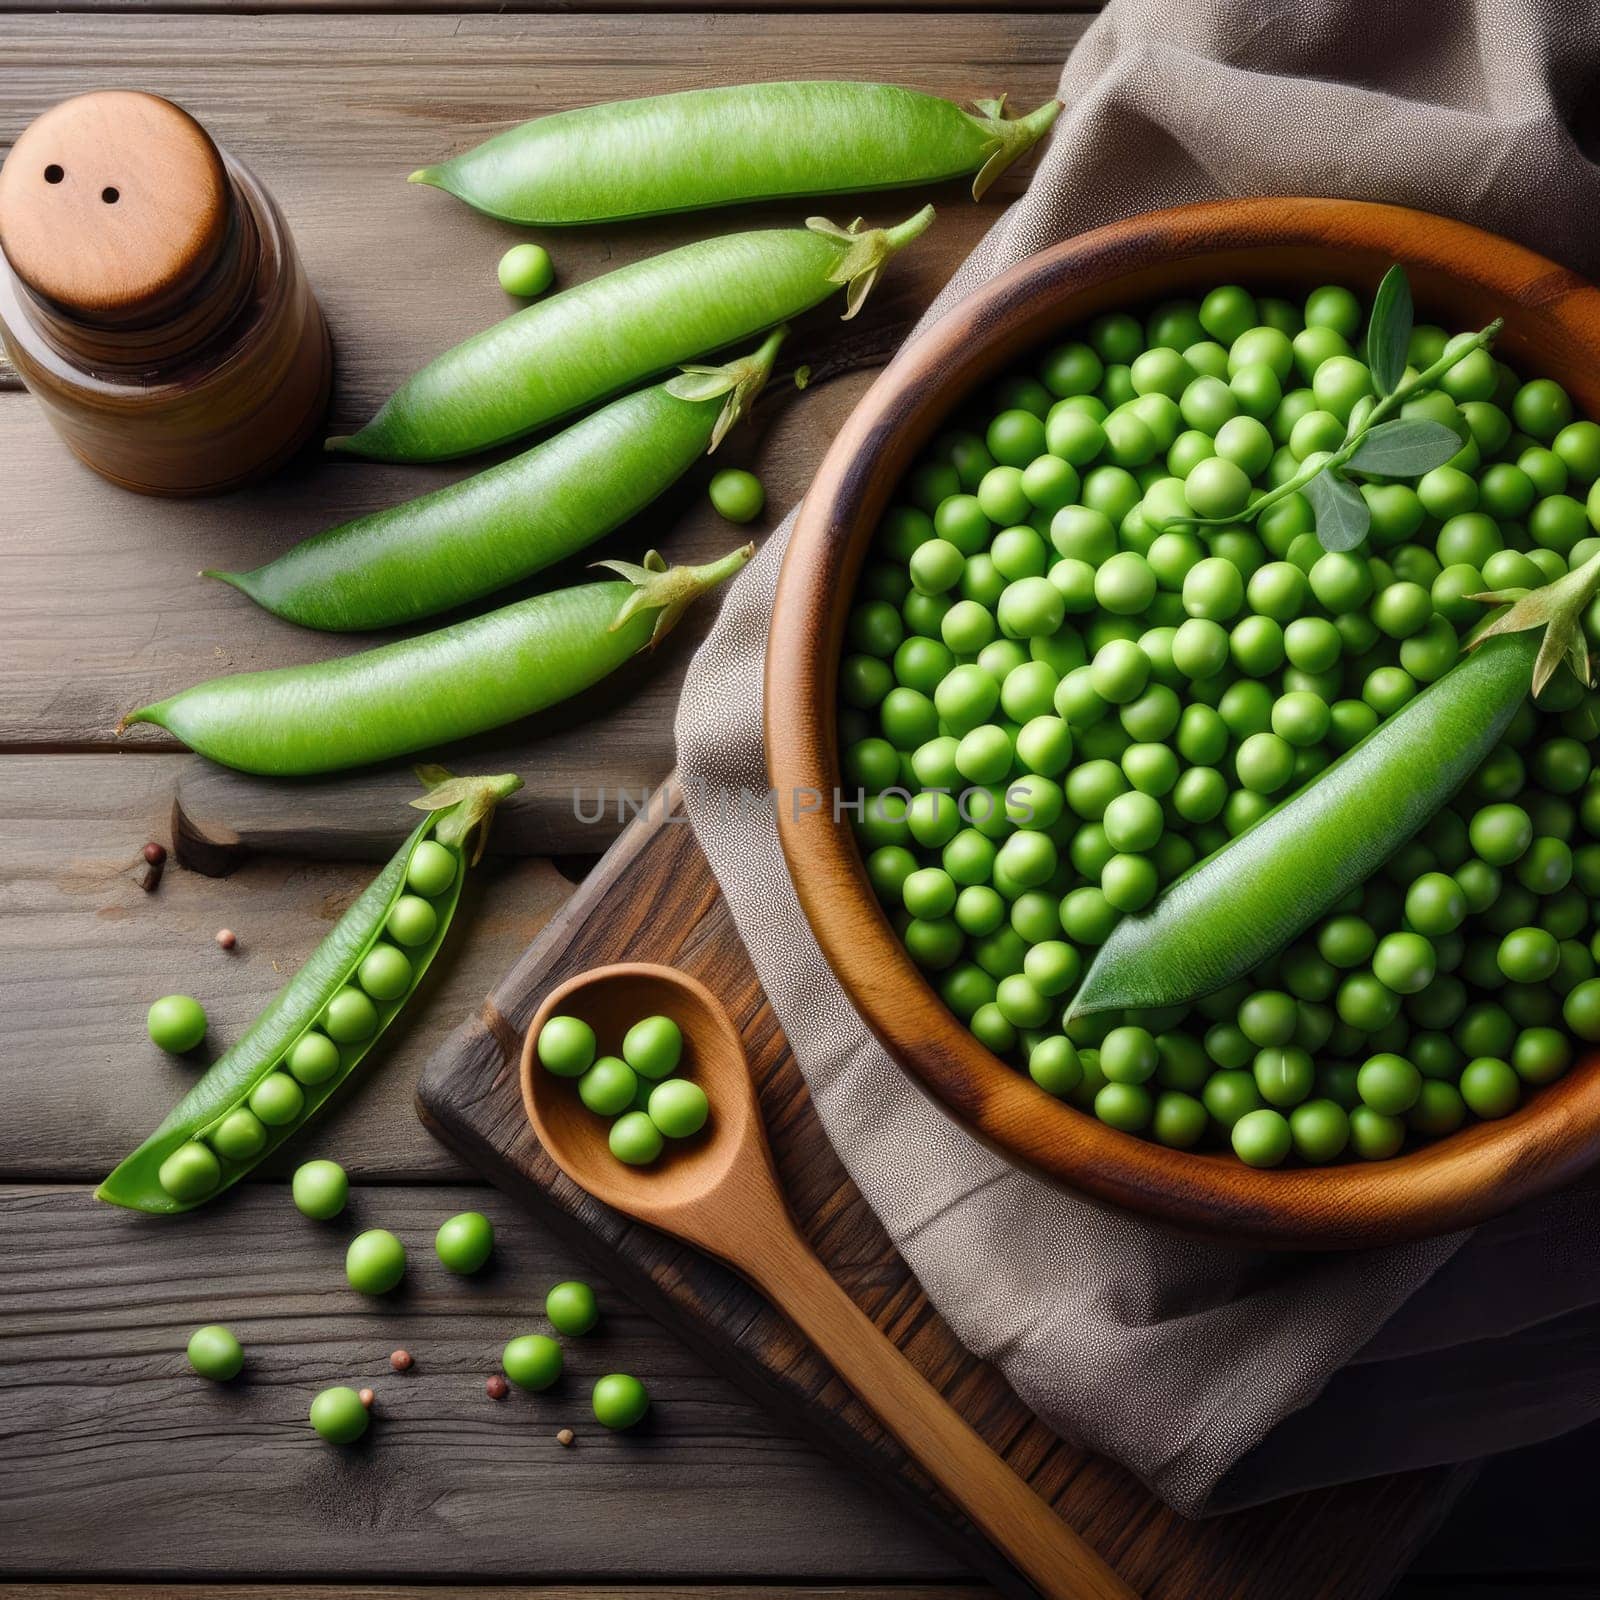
[
  {"x1": 1345, "y1": 418, "x2": 1463, "y2": 476},
  {"x1": 1305, "y1": 466, "x2": 1371, "y2": 552},
  {"x1": 1366, "y1": 265, "x2": 1413, "y2": 397}
]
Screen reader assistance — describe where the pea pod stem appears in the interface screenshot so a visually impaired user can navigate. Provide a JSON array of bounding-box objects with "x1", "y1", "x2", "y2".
[
  {"x1": 1070, "y1": 550, "x2": 1600, "y2": 1018},
  {"x1": 119, "y1": 544, "x2": 753, "y2": 775},
  {"x1": 408, "y1": 82, "x2": 1060, "y2": 224},
  {"x1": 326, "y1": 211, "x2": 932, "y2": 462},
  {"x1": 97, "y1": 770, "x2": 520, "y2": 1214},
  {"x1": 206, "y1": 329, "x2": 786, "y2": 632}
]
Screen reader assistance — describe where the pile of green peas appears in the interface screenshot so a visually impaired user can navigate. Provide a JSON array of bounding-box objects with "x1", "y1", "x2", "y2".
[
  {"x1": 536, "y1": 1010, "x2": 710, "y2": 1166},
  {"x1": 840, "y1": 279, "x2": 1600, "y2": 1167}
]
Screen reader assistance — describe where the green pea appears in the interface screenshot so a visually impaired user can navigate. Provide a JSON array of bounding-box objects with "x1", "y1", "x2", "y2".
[
  {"x1": 147, "y1": 995, "x2": 207, "y2": 1055},
  {"x1": 538, "y1": 1015, "x2": 597, "y2": 1078},
  {"x1": 407, "y1": 839, "x2": 458, "y2": 897},
  {"x1": 498, "y1": 242, "x2": 554, "y2": 298},
  {"x1": 249, "y1": 1071, "x2": 305, "y2": 1127},
  {"x1": 187, "y1": 1323, "x2": 245, "y2": 1381},
  {"x1": 436, "y1": 1210, "x2": 495, "y2": 1274},
  {"x1": 708, "y1": 468, "x2": 766, "y2": 524},
  {"x1": 211, "y1": 1107, "x2": 269, "y2": 1161},
  {"x1": 1348, "y1": 1105, "x2": 1406, "y2": 1160},
  {"x1": 1230, "y1": 1107, "x2": 1291, "y2": 1167},
  {"x1": 542, "y1": 1280, "x2": 599, "y2": 1337},
  {"x1": 356, "y1": 943, "x2": 413, "y2": 1003},
  {"x1": 1371, "y1": 931, "x2": 1436, "y2": 995},
  {"x1": 1289, "y1": 1099, "x2": 1349, "y2": 1163},
  {"x1": 1355, "y1": 1052, "x2": 1422, "y2": 1115},
  {"x1": 1459, "y1": 1056, "x2": 1521, "y2": 1119},
  {"x1": 310, "y1": 1386, "x2": 369, "y2": 1444},
  {"x1": 592, "y1": 1372, "x2": 651, "y2": 1430},
  {"x1": 504, "y1": 1332, "x2": 563, "y2": 1392},
  {"x1": 324, "y1": 987, "x2": 379, "y2": 1044},
  {"x1": 623, "y1": 1014, "x2": 683, "y2": 1080},
  {"x1": 574, "y1": 1053, "x2": 636, "y2": 1115},
  {"x1": 346, "y1": 1228, "x2": 406, "y2": 1294},
  {"x1": 609, "y1": 1109, "x2": 665, "y2": 1166},
  {"x1": 292, "y1": 1158, "x2": 349, "y2": 1220},
  {"x1": 648, "y1": 1078, "x2": 710, "y2": 1138},
  {"x1": 1497, "y1": 926, "x2": 1560, "y2": 983},
  {"x1": 386, "y1": 894, "x2": 439, "y2": 948},
  {"x1": 1469, "y1": 803, "x2": 1532, "y2": 866},
  {"x1": 158, "y1": 1141, "x2": 221, "y2": 1202},
  {"x1": 1564, "y1": 978, "x2": 1600, "y2": 1039},
  {"x1": 1253, "y1": 1046, "x2": 1314, "y2": 1107}
]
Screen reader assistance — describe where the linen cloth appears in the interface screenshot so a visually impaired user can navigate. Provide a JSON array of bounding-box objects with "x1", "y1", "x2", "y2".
[{"x1": 675, "y1": 0, "x2": 1600, "y2": 1514}]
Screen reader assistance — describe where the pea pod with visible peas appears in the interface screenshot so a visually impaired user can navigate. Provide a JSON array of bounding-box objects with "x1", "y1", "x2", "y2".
[
  {"x1": 119, "y1": 543, "x2": 752, "y2": 775},
  {"x1": 97, "y1": 770, "x2": 520, "y2": 1213},
  {"x1": 212, "y1": 330, "x2": 786, "y2": 632},
  {"x1": 1071, "y1": 550, "x2": 1600, "y2": 1017},
  {"x1": 326, "y1": 210, "x2": 933, "y2": 462},
  {"x1": 409, "y1": 81, "x2": 1061, "y2": 224}
]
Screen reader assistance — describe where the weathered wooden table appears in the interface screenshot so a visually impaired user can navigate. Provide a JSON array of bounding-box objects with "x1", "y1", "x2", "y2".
[{"x1": 1, "y1": 7, "x2": 1591, "y2": 1598}]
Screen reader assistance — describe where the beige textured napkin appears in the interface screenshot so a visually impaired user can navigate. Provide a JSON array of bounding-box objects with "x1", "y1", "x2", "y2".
[{"x1": 675, "y1": 0, "x2": 1600, "y2": 1513}]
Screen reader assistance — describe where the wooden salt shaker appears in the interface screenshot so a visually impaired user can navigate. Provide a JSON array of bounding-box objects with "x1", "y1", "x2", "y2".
[{"x1": 0, "y1": 91, "x2": 332, "y2": 495}]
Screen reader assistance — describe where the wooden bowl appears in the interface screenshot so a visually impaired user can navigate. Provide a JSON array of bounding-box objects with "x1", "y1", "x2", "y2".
[{"x1": 767, "y1": 197, "x2": 1600, "y2": 1250}]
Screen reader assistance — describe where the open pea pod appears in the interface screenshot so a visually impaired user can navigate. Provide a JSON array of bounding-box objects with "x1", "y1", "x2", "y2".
[{"x1": 97, "y1": 770, "x2": 521, "y2": 1214}]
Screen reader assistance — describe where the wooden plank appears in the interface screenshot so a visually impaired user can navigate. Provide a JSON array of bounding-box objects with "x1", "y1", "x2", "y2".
[
  {"x1": 0, "y1": 1590, "x2": 998, "y2": 1600},
  {"x1": 0, "y1": 753, "x2": 573, "y2": 1181},
  {"x1": 0, "y1": 1182, "x2": 958, "y2": 1581},
  {"x1": 418, "y1": 777, "x2": 1472, "y2": 1600}
]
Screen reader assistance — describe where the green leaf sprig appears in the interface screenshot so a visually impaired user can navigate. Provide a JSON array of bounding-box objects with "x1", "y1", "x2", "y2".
[{"x1": 1165, "y1": 266, "x2": 1503, "y2": 554}]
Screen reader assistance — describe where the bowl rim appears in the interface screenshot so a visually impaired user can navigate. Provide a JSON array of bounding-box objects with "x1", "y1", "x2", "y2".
[{"x1": 766, "y1": 196, "x2": 1600, "y2": 1249}]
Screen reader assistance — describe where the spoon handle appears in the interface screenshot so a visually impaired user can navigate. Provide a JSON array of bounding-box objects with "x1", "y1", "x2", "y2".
[{"x1": 742, "y1": 1224, "x2": 1139, "y2": 1600}]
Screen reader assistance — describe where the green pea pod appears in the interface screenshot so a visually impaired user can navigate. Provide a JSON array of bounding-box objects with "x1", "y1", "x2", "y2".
[
  {"x1": 97, "y1": 770, "x2": 521, "y2": 1214},
  {"x1": 211, "y1": 329, "x2": 786, "y2": 632},
  {"x1": 1071, "y1": 550, "x2": 1600, "y2": 1018},
  {"x1": 120, "y1": 543, "x2": 751, "y2": 775},
  {"x1": 410, "y1": 82, "x2": 1061, "y2": 224},
  {"x1": 327, "y1": 209, "x2": 932, "y2": 462}
]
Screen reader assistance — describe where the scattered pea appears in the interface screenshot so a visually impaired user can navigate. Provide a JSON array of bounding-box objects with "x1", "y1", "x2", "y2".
[
  {"x1": 292, "y1": 1158, "x2": 349, "y2": 1220},
  {"x1": 709, "y1": 468, "x2": 765, "y2": 524},
  {"x1": 147, "y1": 995, "x2": 207, "y2": 1054},
  {"x1": 497, "y1": 242, "x2": 553, "y2": 298},
  {"x1": 345, "y1": 1228, "x2": 406, "y2": 1295},
  {"x1": 187, "y1": 1324, "x2": 243, "y2": 1381},
  {"x1": 546, "y1": 1280, "x2": 600, "y2": 1337},
  {"x1": 435, "y1": 1210, "x2": 495, "y2": 1274},
  {"x1": 592, "y1": 1372, "x2": 650, "y2": 1430},
  {"x1": 310, "y1": 1385, "x2": 370, "y2": 1444},
  {"x1": 503, "y1": 1333, "x2": 563, "y2": 1392}
]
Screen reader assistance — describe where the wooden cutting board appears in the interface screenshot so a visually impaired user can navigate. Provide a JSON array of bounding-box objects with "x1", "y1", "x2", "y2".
[{"x1": 415, "y1": 775, "x2": 1470, "y2": 1600}]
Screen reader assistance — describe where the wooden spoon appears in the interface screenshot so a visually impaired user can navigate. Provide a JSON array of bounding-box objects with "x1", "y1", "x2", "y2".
[{"x1": 520, "y1": 961, "x2": 1138, "y2": 1600}]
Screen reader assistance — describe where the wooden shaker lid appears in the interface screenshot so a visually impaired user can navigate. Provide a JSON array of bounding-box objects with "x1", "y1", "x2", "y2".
[{"x1": 0, "y1": 90, "x2": 230, "y2": 323}]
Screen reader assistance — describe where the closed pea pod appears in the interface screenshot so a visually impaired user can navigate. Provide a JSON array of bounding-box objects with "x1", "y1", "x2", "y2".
[
  {"x1": 1072, "y1": 550, "x2": 1600, "y2": 1016},
  {"x1": 329, "y1": 213, "x2": 933, "y2": 462},
  {"x1": 212, "y1": 333, "x2": 785, "y2": 632},
  {"x1": 97, "y1": 771, "x2": 521, "y2": 1213},
  {"x1": 120, "y1": 544, "x2": 752, "y2": 776},
  {"x1": 410, "y1": 82, "x2": 1060, "y2": 225}
]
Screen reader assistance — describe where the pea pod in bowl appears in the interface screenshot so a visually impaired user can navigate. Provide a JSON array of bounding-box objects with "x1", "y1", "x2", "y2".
[
  {"x1": 410, "y1": 82, "x2": 1060, "y2": 224},
  {"x1": 98, "y1": 770, "x2": 520, "y2": 1213},
  {"x1": 120, "y1": 543, "x2": 752, "y2": 775},
  {"x1": 213, "y1": 329, "x2": 787, "y2": 632},
  {"x1": 327, "y1": 209, "x2": 932, "y2": 462},
  {"x1": 1070, "y1": 549, "x2": 1600, "y2": 1019}
]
